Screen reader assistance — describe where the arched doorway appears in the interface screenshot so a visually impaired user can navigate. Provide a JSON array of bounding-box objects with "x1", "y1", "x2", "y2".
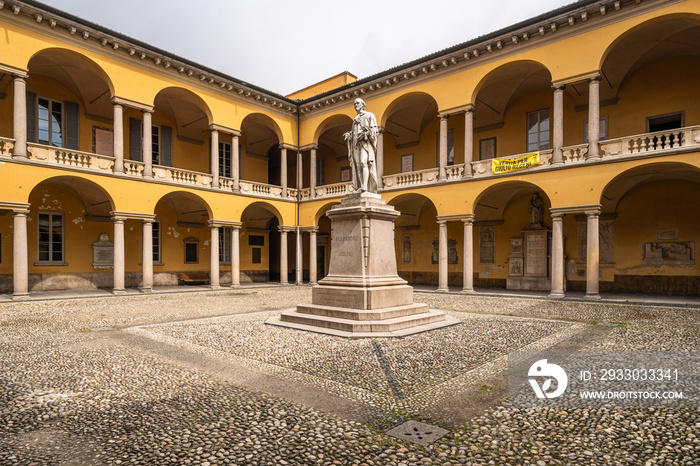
[{"x1": 240, "y1": 202, "x2": 282, "y2": 283}]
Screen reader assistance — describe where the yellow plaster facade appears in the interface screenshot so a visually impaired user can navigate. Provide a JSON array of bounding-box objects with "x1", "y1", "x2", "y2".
[{"x1": 1, "y1": 0, "x2": 699, "y2": 297}]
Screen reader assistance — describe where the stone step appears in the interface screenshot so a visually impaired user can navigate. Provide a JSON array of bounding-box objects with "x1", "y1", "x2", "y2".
[
  {"x1": 295, "y1": 303, "x2": 429, "y2": 321},
  {"x1": 277, "y1": 308, "x2": 450, "y2": 333}
]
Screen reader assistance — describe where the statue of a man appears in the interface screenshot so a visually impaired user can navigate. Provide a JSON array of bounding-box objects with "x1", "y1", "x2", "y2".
[
  {"x1": 529, "y1": 193, "x2": 544, "y2": 226},
  {"x1": 344, "y1": 98, "x2": 378, "y2": 193}
]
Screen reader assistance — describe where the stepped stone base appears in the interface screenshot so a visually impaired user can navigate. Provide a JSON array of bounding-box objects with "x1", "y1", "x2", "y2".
[{"x1": 266, "y1": 192, "x2": 459, "y2": 337}]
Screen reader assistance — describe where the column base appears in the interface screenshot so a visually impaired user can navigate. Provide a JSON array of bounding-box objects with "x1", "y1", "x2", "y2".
[
  {"x1": 140, "y1": 287, "x2": 153, "y2": 294},
  {"x1": 12, "y1": 293, "x2": 30, "y2": 301},
  {"x1": 436, "y1": 287, "x2": 450, "y2": 293},
  {"x1": 112, "y1": 289, "x2": 127, "y2": 296},
  {"x1": 209, "y1": 285, "x2": 223, "y2": 290},
  {"x1": 230, "y1": 283, "x2": 241, "y2": 289},
  {"x1": 280, "y1": 282, "x2": 290, "y2": 286},
  {"x1": 584, "y1": 293, "x2": 601, "y2": 300},
  {"x1": 460, "y1": 288, "x2": 475, "y2": 294},
  {"x1": 585, "y1": 156, "x2": 602, "y2": 163},
  {"x1": 548, "y1": 292, "x2": 565, "y2": 299}
]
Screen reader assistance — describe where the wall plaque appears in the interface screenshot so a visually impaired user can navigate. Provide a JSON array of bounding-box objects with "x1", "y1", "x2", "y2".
[
  {"x1": 479, "y1": 226, "x2": 495, "y2": 264},
  {"x1": 524, "y1": 230, "x2": 548, "y2": 277},
  {"x1": 642, "y1": 242, "x2": 694, "y2": 266},
  {"x1": 92, "y1": 233, "x2": 114, "y2": 269}
]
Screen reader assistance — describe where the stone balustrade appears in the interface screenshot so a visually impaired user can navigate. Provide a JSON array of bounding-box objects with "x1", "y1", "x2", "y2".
[
  {"x1": 600, "y1": 125, "x2": 700, "y2": 158},
  {"x1": 2, "y1": 126, "x2": 698, "y2": 201},
  {"x1": 153, "y1": 165, "x2": 212, "y2": 187},
  {"x1": 314, "y1": 182, "x2": 353, "y2": 198},
  {"x1": 382, "y1": 167, "x2": 439, "y2": 189},
  {"x1": 239, "y1": 180, "x2": 284, "y2": 198}
]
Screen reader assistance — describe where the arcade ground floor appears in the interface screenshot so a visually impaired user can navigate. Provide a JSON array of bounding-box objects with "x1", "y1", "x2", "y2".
[{"x1": 0, "y1": 287, "x2": 698, "y2": 465}]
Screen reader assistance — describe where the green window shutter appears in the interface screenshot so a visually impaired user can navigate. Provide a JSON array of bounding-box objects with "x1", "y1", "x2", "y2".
[
  {"x1": 65, "y1": 101, "x2": 80, "y2": 150},
  {"x1": 161, "y1": 125, "x2": 172, "y2": 167},
  {"x1": 26, "y1": 91, "x2": 36, "y2": 143},
  {"x1": 129, "y1": 117, "x2": 142, "y2": 162}
]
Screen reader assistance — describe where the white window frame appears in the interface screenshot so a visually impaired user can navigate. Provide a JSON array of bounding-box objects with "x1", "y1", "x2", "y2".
[
  {"x1": 527, "y1": 108, "x2": 550, "y2": 152},
  {"x1": 37, "y1": 212, "x2": 64, "y2": 264},
  {"x1": 37, "y1": 96, "x2": 64, "y2": 147}
]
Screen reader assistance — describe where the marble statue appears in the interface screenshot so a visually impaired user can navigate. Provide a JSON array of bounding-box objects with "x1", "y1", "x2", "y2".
[
  {"x1": 529, "y1": 193, "x2": 544, "y2": 227},
  {"x1": 344, "y1": 98, "x2": 378, "y2": 193}
]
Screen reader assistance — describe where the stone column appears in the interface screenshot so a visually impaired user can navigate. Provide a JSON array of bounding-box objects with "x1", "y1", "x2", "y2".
[
  {"x1": 438, "y1": 114, "x2": 449, "y2": 181},
  {"x1": 549, "y1": 212, "x2": 565, "y2": 298},
  {"x1": 310, "y1": 145, "x2": 317, "y2": 198},
  {"x1": 232, "y1": 134, "x2": 240, "y2": 192},
  {"x1": 377, "y1": 127, "x2": 385, "y2": 189},
  {"x1": 210, "y1": 128, "x2": 219, "y2": 189},
  {"x1": 296, "y1": 227, "x2": 302, "y2": 285},
  {"x1": 113, "y1": 216, "x2": 126, "y2": 294},
  {"x1": 309, "y1": 228, "x2": 318, "y2": 285},
  {"x1": 142, "y1": 109, "x2": 153, "y2": 177},
  {"x1": 461, "y1": 215, "x2": 475, "y2": 294},
  {"x1": 113, "y1": 102, "x2": 124, "y2": 173},
  {"x1": 209, "y1": 223, "x2": 220, "y2": 288},
  {"x1": 463, "y1": 106, "x2": 474, "y2": 179},
  {"x1": 141, "y1": 219, "x2": 153, "y2": 292},
  {"x1": 587, "y1": 76, "x2": 601, "y2": 160},
  {"x1": 280, "y1": 145, "x2": 288, "y2": 198},
  {"x1": 231, "y1": 225, "x2": 241, "y2": 287},
  {"x1": 12, "y1": 209, "x2": 30, "y2": 299},
  {"x1": 437, "y1": 220, "x2": 449, "y2": 292},
  {"x1": 552, "y1": 85, "x2": 565, "y2": 165},
  {"x1": 12, "y1": 74, "x2": 28, "y2": 158},
  {"x1": 280, "y1": 227, "x2": 288, "y2": 285},
  {"x1": 585, "y1": 210, "x2": 601, "y2": 299},
  {"x1": 297, "y1": 150, "x2": 303, "y2": 198}
]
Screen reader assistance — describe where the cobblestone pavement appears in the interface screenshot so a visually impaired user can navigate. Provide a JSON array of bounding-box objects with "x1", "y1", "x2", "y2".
[{"x1": 0, "y1": 287, "x2": 698, "y2": 465}]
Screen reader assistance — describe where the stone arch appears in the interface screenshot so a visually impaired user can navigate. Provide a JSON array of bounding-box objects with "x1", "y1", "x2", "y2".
[
  {"x1": 470, "y1": 60, "x2": 553, "y2": 130},
  {"x1": 153, "y1": 87, "x2": 213, "y2": 143},
  {"x1": 313, "y1": 201, "x2": 341, "y2": 225},
  {"x1": 154, "y1": 191, "x2": 213, "y2": 223},
  {"x1": 28, "y1": 175, "x2": 115, "y2": 218},
  {"x1": 27, "y1": 48, "x2": 115, "y2": 121},
  {"x1": 380, "y1": 92, "x2": 439, "y2": 144},
  {"x1": 313, "y1": 114, "x2": 354, "y2": 144}
]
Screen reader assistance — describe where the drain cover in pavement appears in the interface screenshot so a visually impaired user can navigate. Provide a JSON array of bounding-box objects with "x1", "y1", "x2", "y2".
[{"x1": 386, "y1": 420, "x2": 449, "y2": 446}]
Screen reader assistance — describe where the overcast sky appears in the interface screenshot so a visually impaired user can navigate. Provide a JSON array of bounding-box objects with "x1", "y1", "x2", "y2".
[{"x1": 35, "y1": 0, "x2": 573, "y2": 96}]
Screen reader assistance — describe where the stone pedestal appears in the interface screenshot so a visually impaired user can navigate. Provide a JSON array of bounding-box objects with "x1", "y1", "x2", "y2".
[{"x1": 267, "y1": 193, "x2": 458, "y2": 338}]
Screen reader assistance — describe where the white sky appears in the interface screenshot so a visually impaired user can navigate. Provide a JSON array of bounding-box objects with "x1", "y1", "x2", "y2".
[{"x1": 36, "y1": 0, "x2": 574, "y2": 96}]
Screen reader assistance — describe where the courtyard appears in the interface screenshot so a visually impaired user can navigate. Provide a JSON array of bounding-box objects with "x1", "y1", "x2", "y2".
[{"x1": 0, "y1": 287, "x2": 698, "y2": 465}]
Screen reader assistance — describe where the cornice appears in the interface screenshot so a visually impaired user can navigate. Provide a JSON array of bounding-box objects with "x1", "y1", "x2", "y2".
[{"x1": 3, "y1": 1, "x2": 298, "y2": 114}]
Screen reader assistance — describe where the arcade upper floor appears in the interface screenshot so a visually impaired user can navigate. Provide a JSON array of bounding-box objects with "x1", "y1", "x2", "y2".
[{"x1": 0, "y1": 0, "x2": 699, "y2": 209}]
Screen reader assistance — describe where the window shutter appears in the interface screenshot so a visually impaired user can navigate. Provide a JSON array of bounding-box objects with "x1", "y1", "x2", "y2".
[
  {"x1": 65, "y1": 101, "x2": 80, "y2": 150},
  {"x1": 26, "y1": 91, "x2": 36, "y2": 143},
  {"x1": 129, "y1": 117, "x2": 142, "y2": 162},
  {"x1": 161, "y1": 125, "x2": 172, "y2": 167}
]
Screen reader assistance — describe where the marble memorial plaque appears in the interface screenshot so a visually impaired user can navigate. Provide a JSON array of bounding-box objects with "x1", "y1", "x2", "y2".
[{"x1": 524, "y1": 230, "x2": 547, "y2": 277}]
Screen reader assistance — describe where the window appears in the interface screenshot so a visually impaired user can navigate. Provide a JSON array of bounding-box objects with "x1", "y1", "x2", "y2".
[
  {"x1": 184, "y1": 237, "x2": 199, "y2": 264},
  {"x1": 152, "y1": 221, "x2": 161, "y2": 264},
  {"x1": 219, "y1": 227, "x2": 232, "y2": 264},
  {"x1": 436, "y1": 129, "x2": 455, "y2": 165},
  {"x1": 647, "y1": 112, "x2": 683, "y2": 133},
  {"x1": 151, "y1": 125, "x2": 161, "y2": 165},
  {"x1": 248, "y1": 235, "x2": 264, "y2": 246},
  {"x1": 38, "y1": 213, "x2": 64, "y2": 264},
  {"x1": 527, "y1": 109, "x2": 550, "y2": 152},
  {"x1": 37, "y1": 97, "x2": 63, "y2": 147},
  {"x1": 219, "y1": 142, "x2": 232, "y2": 178},
  {"x1": 584, "y1": 116, "x2": 609, "y2": 142},
  {"x1": 252, "y1": 247, "x2": 262, "y2": 264},
  {"x1": 401, "y1": 154, "x2": 414, "y2": 173}
]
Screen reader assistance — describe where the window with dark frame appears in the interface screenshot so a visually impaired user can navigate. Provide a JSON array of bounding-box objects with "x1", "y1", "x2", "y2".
[
  {"x1": 248, "y1": 235, "x2": 264, "y2": 246},
  {"x1": 252, "y1": 247, "x2": 262, "y2": 264},
  {"x1": 436, "y1": 129, "x2": 455, "y2": 165},
  {"x1": 219, "y1": 141, "x2": 232, "y2": 178},
  {"x1": 37, "y1": 97, "x2": 64, "y2": 147},
  {"x1": 151, "y1": 125, "x2": 161, "y2": 165},
  {"x1": 38, "y1": 212, "x2": 64, "y2": 264},
  {"x1": 184, "y1": 238, "x2": 199, "y2": 264},
  {"x1": 152, "y1": 221, "x2": 161, "y2": 264},
  {"x1": 219, "y1": 227, "x2": 232, "y2": 264}
]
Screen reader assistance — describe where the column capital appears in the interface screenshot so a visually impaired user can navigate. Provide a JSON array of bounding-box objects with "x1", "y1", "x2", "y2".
[
  {"x1": 111, "y1": 216, "x2": 127, "y2": 223},
  {"x1": 299, "y1": 226, "x2": 320, "y2": 234},
  {"x1": 209, "y1": 123, "x2": 241, "y2": 137},
  {"x1": 588, "y1": 74, "x2": 602, "y2": 84},
  {"x1": 279, "y1": 225, "x2": 296, "y2": 233},
  {"x1": 550, "y1": 212, "x2": 565, "y2": 220},
  {"x1": 551, "y1": 83, "x2": 566, "y2": 91},
  {"x1": 0, "y1": 201, "x2": 31, "y2": 212},
  {"x1": 12, "y1": 72, "x2": 29, "y2": 81},
  {"x1": 111, "y1": 96, "x2": 153, "y2": 112},
  {"x1": 141, "y1": 217, "x2": 155, "y2": 224},
  {"x1": 208, "y1": 220, "x2": 243, "y2": 228},
  {"x1": 585, "y1": 208, "x2": 602, "y2": 217},
  {"x1": 110, "y1": 211, "x2": 156, "y2": 221},
  {"x1": 12, "y1": 209, "x2": 30, "y2": 216},
  {"x1": 279, "y1": 143, "x2": 297, "y2": 151},
  {"x1": 378, "y1": 125, "x2": 386, "y2": 133},
  {"x1": 461, "y1": 213, "x2": 476, "y2": 224},
  {"x1": 436, "y1": 219, "x2": 448, "y2": 226},
  {"x1": 550, "y1": 204, "x2": 601, "y2": 216},
  {"x1": 141, "y1": 107, "x2": 155, "y2": 115},
  {"x1": 438, "y1": 113, "x2": 451, "y2": 120},
  {"x1": 208, "y1": 125, "x2": 219, "y2": 135},
  {"x1": 300, "y1": 143, "x2": 318, "y2": 151}
]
